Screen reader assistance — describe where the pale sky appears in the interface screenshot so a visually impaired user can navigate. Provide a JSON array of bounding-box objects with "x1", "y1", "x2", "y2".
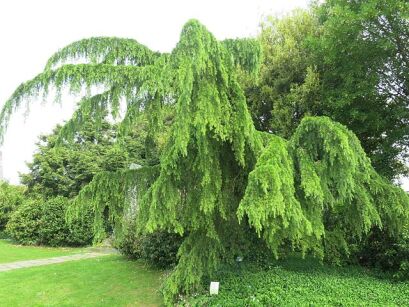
[{"x1": 1, "y1": 0, "x2": 407, "y2": 190}]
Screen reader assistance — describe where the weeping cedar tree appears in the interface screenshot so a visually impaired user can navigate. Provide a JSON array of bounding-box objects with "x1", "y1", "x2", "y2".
[{"x1": 1, "y1": 20, "x2": 408, "y2": 304}]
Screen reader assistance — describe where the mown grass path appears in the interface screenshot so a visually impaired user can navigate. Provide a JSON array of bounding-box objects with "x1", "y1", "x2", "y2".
[
  {"x1": 0, "y1": 239, "x2": 83, "y2": 263},
  {"x1": 0, "y1": 251, "x2": 113, "y2": 272}
]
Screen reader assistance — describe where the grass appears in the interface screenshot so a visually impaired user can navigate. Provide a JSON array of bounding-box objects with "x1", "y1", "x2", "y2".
[
  {"x1": 3, "y1": 239, "x2": 408, "y2": 306},
  {"x1": 0, "y1": 255, "x2": 164, "y2": 306},
  {"x1": 190, "y1": 256, "x2": 409, "y2": 306},
  {"x1": 0, "y1": 239, "x2": 83, "y2": 264}
]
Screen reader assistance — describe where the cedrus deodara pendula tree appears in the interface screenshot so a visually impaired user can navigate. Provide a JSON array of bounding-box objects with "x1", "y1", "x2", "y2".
[{"x1": 1, "y1": 20, "x2": 408, "y2": 304}]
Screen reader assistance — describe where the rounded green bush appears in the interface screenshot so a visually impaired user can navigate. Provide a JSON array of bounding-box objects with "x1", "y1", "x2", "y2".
[
  {"x1": 6, "y1": 199, "x2": 42, "y2": 245},
  {"x1": 0, "y1": 182, "x2": 25, "y2": 231},
  {"x1": 6, "y1": 197, "x2": 93, "y2": 246},
  {"x1": 355, "y1": 226, "x2": 409, "y2": 280},
  {"x1": 139, "y1": 231, "x2": 183, "y2": 269},
  {"x1": 115, "y1": 221, "x2": 143, "y2": 259},
  {"x1": 40, "y1": 197, "x2": 93, "y2": 246},
  {"x1": 115, "y1": 220, "x2": 183, "y2": 269}
]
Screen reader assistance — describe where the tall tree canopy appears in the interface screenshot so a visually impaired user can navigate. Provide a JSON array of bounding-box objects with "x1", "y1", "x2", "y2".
[
  {"x1": 245, "y1": 10, "x2": 322, "y2": 135},
  {"x1": 1, "y1": 19, "x2": 408, "y2": 305},
  {"x1": 314, "y1": 0, "x2": 409, "y2": 180},
  {"x1": 250, "y1": 0, "x2": 409, "y2": 180}
]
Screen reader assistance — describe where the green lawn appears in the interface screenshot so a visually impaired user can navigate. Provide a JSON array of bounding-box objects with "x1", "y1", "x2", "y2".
[
  {"x1": 0, "y1": 255, "x2": 164, "y2": 306},
  {"x1": 3, "y1": 239, "x2": 408, "y2": 306},
  {"x1": 190, "y1": 256, "x2": 409, "y2": 306},
  {"x1": 0, "y1": 239, "x2": 82, "y2": 263}
]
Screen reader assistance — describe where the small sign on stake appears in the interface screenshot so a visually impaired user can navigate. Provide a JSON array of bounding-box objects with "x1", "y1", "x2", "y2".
[{"x1": 210, "y1": 281, "x2": 219, "y2": 295}]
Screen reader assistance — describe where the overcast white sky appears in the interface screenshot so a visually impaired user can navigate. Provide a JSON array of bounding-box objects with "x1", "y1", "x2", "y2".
[{"x1": 1, "y1": 0, "x2": 407, "y2": 190}]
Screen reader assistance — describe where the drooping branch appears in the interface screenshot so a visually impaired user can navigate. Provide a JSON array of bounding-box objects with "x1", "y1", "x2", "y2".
[
  {"x1": 45, "y1": 37, "x2": 160, "y2": 70},
  {"x1": 0, "y1": 63, "x2": 153, "y2": 142},
  {"x1": 137, "y1": 20, "x2": 264, "y2": 302},
  {"x1": 68, "y1": 166, "x2": 160, "y2": 242},
  {"x1": 238, "y1": 135, "x2": 313, "y2": 257},
  {"x1": 57, "y1": 89, "x2": 116, "y2": 142},
  {"x1": 240, "y1": 116, "x2": 409, "y2": 261},
  {"x1": 222, "y1": 38, "x2": 262, "y2": 77}
]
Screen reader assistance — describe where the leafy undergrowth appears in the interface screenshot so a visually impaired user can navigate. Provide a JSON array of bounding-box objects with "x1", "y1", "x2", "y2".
[
  {"x1": 187, "y1": 256, "x2": 409, "y2": 306},
  {"x1": 0, "y1": 239, "x2": 83, "y2": 263},
  {"x1": 0, "y1": 255, "x2": 164, "y2": 306}
]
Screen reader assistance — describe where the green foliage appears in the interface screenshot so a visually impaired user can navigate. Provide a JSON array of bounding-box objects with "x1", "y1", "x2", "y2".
[
  {"x1": 114, "y1": 219, "x2": 183, "y2": 269},
  {"x1": 114, "y1": 220, "x2": 143, "y2": 259},
  {"x1": 222, "y1": 38, "x2": 262, "y2": 78},
  {"x1": 253, "y1": 1, "x2": 409, "y2": 179},
  {"x1": 246, "y1": 10, "x2": 322, "y2": 133},
  {"x1": 239, "y1": 116, "x2": 409, "y2": 262},
  {"x1": 139, "y1": 231, "x2": 182, "y2": 269},
  {"x1": 20, "y1": 118, "x2": 144, "y2": 199},
  {"x1": 6, "y1": 200, "x2": 42, "y2": 245},
  {"x1": 6, "y1": 197, "x2": 92, "y2": 246},
  {"x1": 140, "y1": 21, "x2": 263, "y2": 304},
  {"x1": 238, "y1": 135, "x2": 311, "y2": 257},
  {"x1": 0, "y1": 182, "x2": 25, "y2": 231},
  {"x1": 1, "y1": 18, "x2": 408, "y2": 305},
  {"x1": 115, "y1": 220, "x2": 183, "y2": 269},
  {"x1": 18, "y1": 113, "x2": 154, "y2": 246},
  {"x1": 44, "y1": 37, "x2": 159, "y2": 70},
  {"x1": 69, "y1": 166, "x2": 159, "y2": 243},
  {"x1": 38, "y1": 197, "x2": 93, "y2": 247},
  {"x1": 311, "y1": 0, "x2": 409, "y2": 180},
  {"x1": 356, "y1": 226, "x2": 409, "y2": 280},
  {"x1": 187, "y1": 256, "x2": 409, "y2": 306}
]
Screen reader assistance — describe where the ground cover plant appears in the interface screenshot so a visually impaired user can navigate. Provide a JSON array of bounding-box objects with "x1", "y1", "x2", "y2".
[
  {"x1": 0, "y1": 239, "x2": 82, "y2": 263},
  {"x1": 188, "y1": 256, "x2": 409, "y2": 306},
  {"x1": 0, "y1": 255, "x2": 164, "y2": 306}
]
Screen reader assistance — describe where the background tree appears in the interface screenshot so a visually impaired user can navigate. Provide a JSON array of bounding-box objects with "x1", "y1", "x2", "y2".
[
  {"x1": 312, "y1": 0, "x2": 409, "y2": 180},
  {"x1": 245, "y1": 10, "x2": 322, "y2": 135},
  {"x1": 21, "y1": 117, "x2": 147, "y2": 199},
  {"x1": 251, "y1": 0, "x2": 409, "y2": 180}
]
